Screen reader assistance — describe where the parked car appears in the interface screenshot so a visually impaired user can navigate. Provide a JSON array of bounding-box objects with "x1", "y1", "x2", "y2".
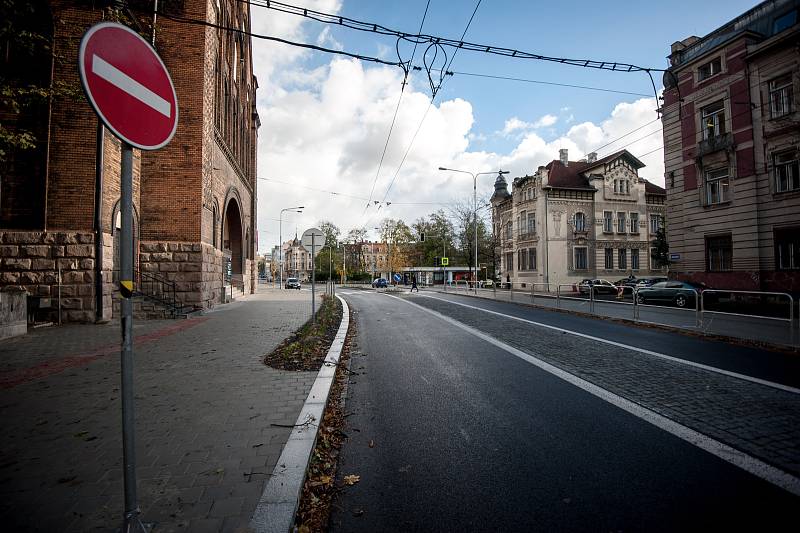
[
  {"x1": 635, "y1": 280, "x2": 707, "y2": 308},
  {"x1": 372, "y1": 278, "x2": 388, "y2": 288},
  {"x1": 614, "y1": 276, "x2": 639, "y2": 288},
  {"x1": 578, "y1": 279, "x2": 618, "y2": 295},
  {"x1": 285, "y1": 277, "x2": 301, "y2": 290},
  {"x1": 635, "y1": 277, "x2": 668, "y2": 288}
]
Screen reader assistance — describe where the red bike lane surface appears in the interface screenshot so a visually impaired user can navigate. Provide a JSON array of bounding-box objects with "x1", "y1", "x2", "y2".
[{"x1": 0, "y1": 317, "x2": 209, "y2": 390}]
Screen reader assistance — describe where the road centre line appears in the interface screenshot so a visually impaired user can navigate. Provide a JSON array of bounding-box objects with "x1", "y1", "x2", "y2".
[
  {"x1": 419, "y1": 294, "x2": 800, "y2": 395},
  {"x1": 387, "y1": 294, "x2": 800, "y2": 497}
]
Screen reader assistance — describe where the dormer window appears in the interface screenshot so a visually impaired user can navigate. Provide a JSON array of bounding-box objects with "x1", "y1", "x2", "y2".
[{"x1": 698, "y1": 57, "x2": 722, "y2": 81}]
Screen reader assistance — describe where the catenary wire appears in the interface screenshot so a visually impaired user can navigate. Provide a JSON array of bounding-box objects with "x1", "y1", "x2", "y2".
[{"x1": 362, "y1": 0, "x2": 432, "y2": 215}]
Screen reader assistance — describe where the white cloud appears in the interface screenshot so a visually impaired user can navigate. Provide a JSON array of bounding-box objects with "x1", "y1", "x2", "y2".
[
  {"x1": 251, "y1": 10, "x2": 663, "y2": 252},
  {"x1": 533, "y1": 114, "x2": 558, "y2": 128}
]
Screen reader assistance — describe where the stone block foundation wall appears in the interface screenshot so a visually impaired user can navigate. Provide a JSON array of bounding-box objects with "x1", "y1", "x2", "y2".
[{"x1": 0, "y1": 231, "x2": 114, "y2": 323}]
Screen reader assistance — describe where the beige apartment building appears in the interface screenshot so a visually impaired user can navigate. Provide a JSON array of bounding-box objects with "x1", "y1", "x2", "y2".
[
  {"x1": 491, "y1": 149, "x2": 667, "y2": 287},
  {"x1": 283, "y1": 237, "x2": 312, "y2": 281},
  {"x1": 661, "y1": 0, "x2": 799, "y2": 292}
]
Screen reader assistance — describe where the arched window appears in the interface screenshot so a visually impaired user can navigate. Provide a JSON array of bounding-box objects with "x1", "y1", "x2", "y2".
[{"x1": 574, "y1": 212, "x2": 586, "y2": 232}]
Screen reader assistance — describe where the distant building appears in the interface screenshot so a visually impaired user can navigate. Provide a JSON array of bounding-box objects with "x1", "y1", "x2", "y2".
[
  {"x1": 283, "y1": 237, "x2": 312, "y2": 281},
  {"x1": 361, "y1": 241, "x2": 390, "y2": 279},
  {"x1": 661, "y1": 0, "x2": 799, "y2": 291},
  {"x1": 491, "y1": 149, "x2": 667, "y2": 287},
  {"x1": 0, "y1": 0, "x2": 259, "y2": 321}
]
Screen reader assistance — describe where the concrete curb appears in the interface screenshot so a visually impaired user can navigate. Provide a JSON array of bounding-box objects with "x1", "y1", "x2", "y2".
[{"x1": 250, "y1": 294, "x2": 350, "y2": 533}]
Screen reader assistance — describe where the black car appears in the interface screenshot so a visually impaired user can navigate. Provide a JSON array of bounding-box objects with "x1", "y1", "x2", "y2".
[
  {"x1": 635, "y1": 280, "x2": 706, "y2": 308},
  {"x1": 372, "y1": 278, "x2": 388, "y2": 288},
  {"x1": 578, "y1": 279, "x2": 617, "y2": 295}
]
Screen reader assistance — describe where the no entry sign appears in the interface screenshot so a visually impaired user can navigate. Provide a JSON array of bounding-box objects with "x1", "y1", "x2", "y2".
[{"x1": 79, "y1": 22, "x2": 178, "y2": 150}]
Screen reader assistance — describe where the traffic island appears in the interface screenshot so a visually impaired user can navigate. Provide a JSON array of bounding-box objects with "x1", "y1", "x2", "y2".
[
  {"x1": 251, "y1": 295, "x2": 351, "y2": 532},
  {"x1": 263, "y1": 294, "x2": 343, "y2": 371}
]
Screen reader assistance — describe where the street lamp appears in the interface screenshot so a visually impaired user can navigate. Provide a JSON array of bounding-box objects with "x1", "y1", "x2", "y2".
[
  {"x1": 438, "y1": 167, "x2": 509, "y2": 293},
  {"x1": 279, "y1": 206, "x2": 304, "y2": 289}
]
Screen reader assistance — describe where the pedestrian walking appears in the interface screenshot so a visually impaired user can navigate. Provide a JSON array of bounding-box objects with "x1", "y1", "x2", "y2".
[{"x1": 410, "y1": 277, "x2": 419, "y2": 292}]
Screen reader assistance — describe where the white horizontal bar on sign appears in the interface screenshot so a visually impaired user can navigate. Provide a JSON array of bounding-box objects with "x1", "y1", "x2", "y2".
[{"x1": 92, "y1": 54, "x2": 171, "y2": 118}]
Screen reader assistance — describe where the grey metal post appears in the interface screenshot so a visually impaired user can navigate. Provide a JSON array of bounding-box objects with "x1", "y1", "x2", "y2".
[
  {"x1": 590, "y1": 285, "x2": 595, "y2": 314},
  {"x1": 473, "y1": 174, "x2": 478, "y2": 294},
  {"x1": 119, "y1": 143, "x2": 140, "y2": 529},
  {"x1": 311, "y1": 233, "x2": 316, "y2": 323}
]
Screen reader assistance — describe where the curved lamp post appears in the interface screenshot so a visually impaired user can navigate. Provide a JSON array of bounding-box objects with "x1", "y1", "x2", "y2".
[{"x1": 438, "y1": 167, "x2": 509, "y2": 293}]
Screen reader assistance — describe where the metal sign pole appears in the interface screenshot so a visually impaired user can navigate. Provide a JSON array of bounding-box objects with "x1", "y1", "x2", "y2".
[
  {"x1": 119, "y1": 143, "x2": 140, "y2": 530},
  {"x1": 311, "y1": 234, "x2": 316, "y2": 323}
]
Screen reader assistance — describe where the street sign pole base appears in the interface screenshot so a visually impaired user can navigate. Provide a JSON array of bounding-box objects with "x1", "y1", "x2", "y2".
[{"x1": 118, "y1": 510, "x2": 155, "y2": 533}]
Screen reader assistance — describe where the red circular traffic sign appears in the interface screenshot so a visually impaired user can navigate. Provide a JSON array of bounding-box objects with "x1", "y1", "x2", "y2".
[{"x1": 79, "y1": 22, "x2": 178, "y2": 150}]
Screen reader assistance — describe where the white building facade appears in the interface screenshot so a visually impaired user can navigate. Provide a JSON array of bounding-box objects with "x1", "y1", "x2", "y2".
[{"x1": 491, "y1": 149, "x2": 667, "y2": 288}]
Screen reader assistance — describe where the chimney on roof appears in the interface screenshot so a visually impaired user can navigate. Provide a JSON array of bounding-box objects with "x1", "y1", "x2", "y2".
[
  {"x1": 587, "y1": 152, "x2": 597, "y2": 163},
  {"x1": 559, "y1": 148, "x2": 569, "y2": 167}
]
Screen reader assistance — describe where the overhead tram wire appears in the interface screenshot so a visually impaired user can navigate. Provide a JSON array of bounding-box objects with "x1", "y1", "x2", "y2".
[
  {"x1": 258, "y1": 176, "x2": 451, "y2": 206},
  {"x1": 362, "y1": 0, "x2": 432, "y2": 216},
  {"x1": 247, "y1": 0, "x2": 664, "y2": 74},
  {"x1": 145, "y1": 8, "x2": 404, "y2": 68},
  {"x1": 439, "y1": 70, "x2": 653, "y2": 98},
  {"x1": 371, "y1": 0, "x2": 483, "y2": 217}
]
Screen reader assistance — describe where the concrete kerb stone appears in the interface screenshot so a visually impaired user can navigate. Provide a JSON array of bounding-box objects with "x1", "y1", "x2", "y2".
[{"x1": 250, "y1": 294, "x2": 350, "y2": 533}]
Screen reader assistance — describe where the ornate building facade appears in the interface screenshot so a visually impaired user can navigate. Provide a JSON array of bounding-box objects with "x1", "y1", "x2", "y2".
[
  {"x1": 0, "y1": 0, "x2": 259, "y2": 321},
  {"x1": 491, "y1": 149, "x2": 667, "y2": 287}
]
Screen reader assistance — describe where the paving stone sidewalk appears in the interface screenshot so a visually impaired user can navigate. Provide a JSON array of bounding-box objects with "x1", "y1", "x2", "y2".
[
  {"x1": 0, "y1": 287, "x2": 321, "y2": 532},
  {"x1": 411, "y1": 295, "x2": 800, "y2": 479}
]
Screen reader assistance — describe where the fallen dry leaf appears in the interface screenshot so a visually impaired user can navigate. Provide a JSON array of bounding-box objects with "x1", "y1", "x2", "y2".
[
  {"x1": 368, "y1": 440, "x2": 374, "y2": 448},
  {"x1": 343, "y1": 474, "x2": 360, "y2": 485}
]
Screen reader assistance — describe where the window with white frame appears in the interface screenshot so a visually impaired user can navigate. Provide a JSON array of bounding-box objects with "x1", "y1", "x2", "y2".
[
  {"x1": 650, "y1": 214, "x2": 662, "y2": 235},
  {"x1": 505, "y1": 222, "x2": 512, "y2": 240},
  {"x1": 574, "y1": 211, "x2": 586, "y2": 232},
  {"x1": 698, "y1": 57, "x2": 722, "y2": 81},
  {"x1": 631, "y1": 249, "x2": 640, "y2": 270},
  {"x1": 629, "y1": 212, "x2": 639, "y2": 233},
  {"x1": 769, "y1": 74, "x2": 793, "y2": 119},
  {"x1": 618, "y1": 249, "x2": 627, "y2": 270},
  {"x1": 519, "y1": 211, "x2": 526, "y2": 235},
  {"x1": 528, "y1": 248, "x2": 537, "y2": 270},
  {"x1": 625, "y1": 180, "x2": 630, "y2": 195},
  {"x1": 604, "y1": 248, "x2": 613, "y2": 270},
  {"x1": 613, "y1": 180, "x2": 618, "y2": 193},
  {"x1": 705, "y1": 167, "x2": 730, "y2": 205},
  {"x1": 505, "y1": 252, "x2": 514, "y2": 272},
  {"x1": 574, "y1": 247, "x2": 588, "y2": 270},
  {"x1": 525, "y1": 187, "x2": 535, "y2": 201},
  {"x1": 702, "y1": 100, "x2": 726, "y2": 140},
  {"x1": 527, "y1": 212, "x2": 536, "y2": 235},
  {"x1": 603, "y1": 211, "x2": 613, "y2": 233},
  {"x1": 617, "y1": 212, "x2": 626, "y2": 233},
  {"x1": 774, "y1": 150, "x2": 799, "y2": 192}
]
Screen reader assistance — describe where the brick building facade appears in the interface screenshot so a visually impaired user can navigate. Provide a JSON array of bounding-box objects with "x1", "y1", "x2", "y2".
[
  {"x1": 661, "y1": 0, "x2": 799, "y2": 292},
  {"x1": 0, "y1": 0, "x2": 259, "y2": 321}
]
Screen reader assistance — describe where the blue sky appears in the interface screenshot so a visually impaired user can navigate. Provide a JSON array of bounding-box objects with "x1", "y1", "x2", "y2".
[{"x1": 251, "y1": 0, "x2": 760, "y2": 250}]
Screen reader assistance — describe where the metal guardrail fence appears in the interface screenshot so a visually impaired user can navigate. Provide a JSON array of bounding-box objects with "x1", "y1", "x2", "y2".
[{"x1": 433, "y1": 280, "x2": 797, "y2": 349}]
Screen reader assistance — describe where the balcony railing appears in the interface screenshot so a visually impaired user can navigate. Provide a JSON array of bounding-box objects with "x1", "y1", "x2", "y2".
[{"x1": 698, "y1": 132, "x2": 733, "y2": 157}]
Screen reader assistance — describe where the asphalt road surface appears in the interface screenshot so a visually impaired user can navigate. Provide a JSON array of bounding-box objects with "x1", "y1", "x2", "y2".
[{"x1": 330, "y1": 289, "x2": 799, "y2": 532}]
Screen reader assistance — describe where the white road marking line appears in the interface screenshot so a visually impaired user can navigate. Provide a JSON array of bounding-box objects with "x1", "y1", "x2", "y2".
[
  {"x1": 420, "y1": 294, "x2": 800, "y2": 395},
  {"x1": 387, "y1": 294, "x2": 800, "y2": 497},
  {"x1": 92, "y1": 54, "x2": 171, "y2": 117}
]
